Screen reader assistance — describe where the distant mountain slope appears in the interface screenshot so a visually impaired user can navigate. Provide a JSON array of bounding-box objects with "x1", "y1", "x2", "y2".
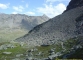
[
  {"x1": 15, "y1": 0, "x2": 83, "y2": 46},
  {"x1": 0, "y1": 14, "x2": 49, "y2": 31},
  {"x1": 0, "y1": 14, "x2": 49, "y2": 42}
]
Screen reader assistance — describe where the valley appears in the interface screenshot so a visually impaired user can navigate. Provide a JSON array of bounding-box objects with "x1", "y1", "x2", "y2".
[{"x1": 0, "y1": 0, "x2": 83, "y2": 60}]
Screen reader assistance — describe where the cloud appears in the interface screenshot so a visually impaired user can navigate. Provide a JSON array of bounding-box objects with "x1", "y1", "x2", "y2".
[
  {"x1": 37, "y1": 3, "x2": 66, "y2": 18},
  {"x1": 13, "y1": 5, "x2": 24, "y2": 12},
  {"x1": 46, "y1": 0, "x2": 70, "y2": 3},
  {"x1": 0, "y1": 3, "x2": 10, "y2": 9},
  {"x1": 25, "y1": 11, "x2": 35, "y2": 15}
]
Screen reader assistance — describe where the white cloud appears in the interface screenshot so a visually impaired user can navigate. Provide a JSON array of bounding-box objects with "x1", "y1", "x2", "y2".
[
  {"x1": 12, "y1": 12, "x2": 18, "y2": 14},
  {"x1": 25, "y1": 11, "x2": 35, "y2": 15},
  {"x1": 13, "y1": 5, "x2": 24, "y2": 12},
  {"x1": 46, "y1": 0, "x2": 70, "y2": 3},
  {"x1": 0, "y1": 3, "x2": 10, "y2": 9},
  {"x1": 37, "y1": 3, "x2": 66, "y2": 18}
]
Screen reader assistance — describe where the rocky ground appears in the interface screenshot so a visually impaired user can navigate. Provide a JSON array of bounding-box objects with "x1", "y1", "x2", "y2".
[{"x1": 0, "y1": 36, "x2": 83, "y2": 60}]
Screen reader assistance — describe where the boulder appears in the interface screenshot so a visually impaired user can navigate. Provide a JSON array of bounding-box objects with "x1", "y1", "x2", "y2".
[
  {"x1": 48, "y1": 52, "x2": 62, "y2": 60},
  {"x1": 26, "y1": 57, "x2": 33, "y2": 60},
  {"x1": 3, "y1": 52, "x2": 12, "y2": 54},
  {"x1": 12, "y1": 58, "x2": 20, "y2": 60},
  {"x1": 16, "y1": 54, "x2": 23, "y2": 57}
]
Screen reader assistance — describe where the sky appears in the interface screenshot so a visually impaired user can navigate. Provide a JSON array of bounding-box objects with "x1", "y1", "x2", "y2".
[{"x1": 0, "y1": 0, "x2": 70, "y2": 18}]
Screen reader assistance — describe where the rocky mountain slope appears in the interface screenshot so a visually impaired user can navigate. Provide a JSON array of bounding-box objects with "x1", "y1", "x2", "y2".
[
  {"x1": 16, "y1": 0, "x2": 83, "y2": 46},
  {"x1": 0, "y1": 14, "x2": 49, "y2": 42}
]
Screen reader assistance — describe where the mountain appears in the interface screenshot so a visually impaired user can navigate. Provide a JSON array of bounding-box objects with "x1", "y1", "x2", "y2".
[
  {"x1": 0, "y1": 14, "x2": 49, "y2": 31},
  {"x1": 16, "y1": 0, "x2": 83, "y2": 46},
  {"x1": 0, "y1": 14, "x2": 49, "y2": 42},
  {"x1": 65, "y1": 0, "x2": 83, "y2": 12}
]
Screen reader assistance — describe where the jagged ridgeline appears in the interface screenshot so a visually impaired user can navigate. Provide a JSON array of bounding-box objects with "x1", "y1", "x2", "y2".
[{"x1": 0, "y1": 14, "x2": 49, "y2": 42}]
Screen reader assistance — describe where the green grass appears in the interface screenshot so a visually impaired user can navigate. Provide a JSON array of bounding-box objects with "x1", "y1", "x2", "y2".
[
  {"x1": 63, "y1": 38, "x2": 78, "y2": 50},
  {"x1": 68, "y1": 48, "x2": 83, "y2": 59},
  {"x1": 32, "y1": 43, "x2": 63, "y2": 58},
  {"x1": 0, "y1": 30, "x2": 28, "y2": 42},
  {"x1": 58, "y1": 36, "x2": 83, "y2": 59},
  {"x1": 31, "y1": 37, "x2": 79, "y2": 59},
  {"x1": 0, "y1": 42, "x2": 28, "y2": 60}
]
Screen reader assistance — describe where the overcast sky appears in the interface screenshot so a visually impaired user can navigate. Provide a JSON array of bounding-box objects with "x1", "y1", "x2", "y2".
[{"x1": 0, "y1": 0, "x2": 70, "y2": 18}]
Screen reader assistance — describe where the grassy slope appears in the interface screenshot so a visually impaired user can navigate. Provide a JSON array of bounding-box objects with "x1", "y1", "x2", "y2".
[
  {"x1": 31, "y1": 36, "x2": 83, "y2": 59},
  {"x1": 68, "y1": 48, "x2": 83, "y2": 59},
  {"x1": 58, "y1": 36, "x2": 83, "y2": 59},
  {"x1": 0, "y1": 30, "x2": 28, "y2": 42},
  {"x1": 32, "y1": 43, "x2": 63, "y2": 58},
  {"x1": 0, "y1": 43, "x2": 28, "y2": 60}
]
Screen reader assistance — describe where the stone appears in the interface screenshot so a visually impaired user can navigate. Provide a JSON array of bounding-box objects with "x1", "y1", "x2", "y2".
[
  {"x1": 16, "y1": 54, "x2": 23, "y2": 57},
  {"x1": 3, "y1": 52, "x2": 12, "y2": 55},
  {"x1": 26, "y1": 57, "x2": 33, "y2": 60},
  {"x1": 76, "y1": 45, "x2": 82, "y2": 49},
  {"x1": 30, "y1": 49, "x2": 34, "y2": 52},
  {"x1": 49, "y1": 49, "x2": 55, "y2": 55},
  {"x1": 28, "y1": 52, "x2": 33, "y2": 57},
  {"x1": 50, "y1": 49, "x2": 54, "y2": 52},
  {"x1": 33, "y1": 48, "x2": 38, "y2": 51},
  {"x1": 48, "y1": 52, "x2": 62, "y2": 60},
  {"x1": 12, "y1": 58, "x2": 20, "y2": 60},
  {"x1": 0, "y1": 44, "x2": 16, "y2": 51},
  {"x1": 50, "y1": 52, "x2": 55, "y2": 55},
  {"x1": 36, "y1": 52, "x2": 42, "y2": 56},
  {"x1": 0, "y1": 45, "x2": 7, "y2": 50},
  {"x1": 20, "y1": 42, "x2": 24, "y2": 46}
]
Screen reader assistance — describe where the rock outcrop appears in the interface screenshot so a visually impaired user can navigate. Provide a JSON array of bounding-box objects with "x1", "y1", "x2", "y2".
[{"x1": 65, "y1": 0, "x2": 83, "y2": 12}]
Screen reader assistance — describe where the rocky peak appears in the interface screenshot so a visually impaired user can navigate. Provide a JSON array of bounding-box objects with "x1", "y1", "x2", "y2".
[
  {"x1": 42, "y1": 14, "x2": 49, "y2": 19},
  {"x1": 42, "y1": 14, "x2": 47, "y2": 17},
  {"x1": 65, "y1": 0, "x2": 83, "y2": 12}
]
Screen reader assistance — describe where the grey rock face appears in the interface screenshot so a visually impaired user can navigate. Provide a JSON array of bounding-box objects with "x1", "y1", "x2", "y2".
[
  {"x1": 75, "y1": 14, "x2": 83, "y2": 34},
  {"x1": 65, "y1": 0, "x2": 83, "y2": 12}
]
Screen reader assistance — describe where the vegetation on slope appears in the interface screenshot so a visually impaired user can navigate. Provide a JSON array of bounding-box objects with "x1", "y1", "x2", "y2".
[{"x1": 0, "y1": 30, "x2": 27, "y2": 42}]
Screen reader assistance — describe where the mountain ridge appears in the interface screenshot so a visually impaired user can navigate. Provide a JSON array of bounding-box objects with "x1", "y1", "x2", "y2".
[{"x1": 0, "y1": 14, "x2": 49, "y2": 31}]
